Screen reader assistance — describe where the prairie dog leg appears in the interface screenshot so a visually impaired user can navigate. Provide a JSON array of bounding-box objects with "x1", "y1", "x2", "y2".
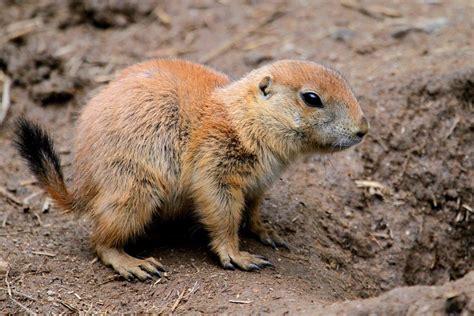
[
  {"x1": 96, "y1": 245, "x2": 165, "y2": 281},
  {"x1": 194, "y1": 185, "x2": 273, "y2": 271},
  {"x1": 246, "y1": 194, "x2": 289, "y2": 250},
  {"x1": 91, "y1": 187, "x2": 166, "y2": 281}
]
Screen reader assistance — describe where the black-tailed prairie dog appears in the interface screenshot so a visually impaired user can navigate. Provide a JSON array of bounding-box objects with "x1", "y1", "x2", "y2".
[{"x1": 14, "y1": 59, "x2": 368, "y2": 280}]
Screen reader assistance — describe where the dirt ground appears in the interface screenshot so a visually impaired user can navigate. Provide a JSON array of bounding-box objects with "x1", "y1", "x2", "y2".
[{"x1": 0, "y1": 0, "x2": 473, "y2": 314}]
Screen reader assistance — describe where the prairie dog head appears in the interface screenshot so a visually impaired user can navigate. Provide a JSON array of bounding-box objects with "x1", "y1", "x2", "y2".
[{"x1": 236, "y1": 60, "x2": 368, "y2": 154}]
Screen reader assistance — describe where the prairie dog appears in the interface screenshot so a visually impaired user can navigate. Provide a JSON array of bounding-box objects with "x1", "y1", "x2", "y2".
[{"x1": 14, "y1": 59, "x2": 368, "y2": 280}]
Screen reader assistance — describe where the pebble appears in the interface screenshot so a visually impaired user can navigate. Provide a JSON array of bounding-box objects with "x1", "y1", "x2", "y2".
[
  {"x1": 391, "y1": 17, "x2": 448, "y2": 39},
  {"x1": 445, "y1": 189, "x2": 458, "y2": 200},
  {"x1": 330, "y1": 28, "x2": 356, "y2": 43},
  {"x1": 419, "y1": 0, "x2": 441, "y2": 4},
  {"x1": 243, "y1": 52, "x2": 274, "y2": 67},
  {"x1": 0, "y1": 259, "x2": 8, "y2": 274},
  {"x1": 418, "y1": 17, "x2": 449, "y2": 33}
]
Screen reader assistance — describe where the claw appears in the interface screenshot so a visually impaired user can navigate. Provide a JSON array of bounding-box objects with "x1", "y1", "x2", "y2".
[
  {"x1": 223, "y1": 262, "x2": 235, "y2": 270},
  {"x1": 257, "y1": 230, "x2": 290, "y2": 251},
  {"x1": 149, "y1": 270, "x2": 162, "y2": 277},
  {"x1": 255, "y1": 254, "x2": 269, "y2": 261},
  {"x1": 247, "y1": 264, "x2": 261, "y2": 271},
  {"x1": 260, "y1": 260, "x2": 274, "y2": 268},
  {"x1": 263, "y1": 237, "x2": 277, "y2": 250},
  {"x1": 132, "y1": 271, "x2": 152, "y2": 281},
  {"x1": 146, "y1": 258, "x2": 167, "y2": 271},
  {"x1": 277, "y1": 241, "x2": 290, "y2": 251}
]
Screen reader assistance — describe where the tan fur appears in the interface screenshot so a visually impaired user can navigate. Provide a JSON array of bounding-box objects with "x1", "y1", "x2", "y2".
[{"x1": 50, "y1": 59, "x2": 368, "y2": 279}]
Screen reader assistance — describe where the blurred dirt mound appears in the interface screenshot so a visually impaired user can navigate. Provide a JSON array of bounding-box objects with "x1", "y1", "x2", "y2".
[
  {"x1": 319, "y1": 271, "x2": 473, "y2": 316},
  {"x1": 9, "y1": 52, "x2": 75, "y2": 105},
  {"x1": 67, "y1": 0, "x2": 158, "y2": 29}
]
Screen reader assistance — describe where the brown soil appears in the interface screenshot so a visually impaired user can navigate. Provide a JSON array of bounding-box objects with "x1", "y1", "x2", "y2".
[{"x1": 0, "y1": 0, "x2": 472, "y2": 314}]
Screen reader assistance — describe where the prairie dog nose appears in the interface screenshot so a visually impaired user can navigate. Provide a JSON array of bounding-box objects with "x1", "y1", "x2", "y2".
[{"x1": 355, "y1": 116, "x2": 369, "y2": 138}]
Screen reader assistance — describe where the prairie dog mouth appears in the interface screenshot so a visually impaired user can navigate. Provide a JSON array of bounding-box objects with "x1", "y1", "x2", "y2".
[{"x1": 330, "y1": 136, "x2": 363, "y2": 151}]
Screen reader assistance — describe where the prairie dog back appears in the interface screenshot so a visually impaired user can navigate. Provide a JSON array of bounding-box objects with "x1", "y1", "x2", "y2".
[{"x1": 74, "y1": 60, "x2": 229, "y2": 210}]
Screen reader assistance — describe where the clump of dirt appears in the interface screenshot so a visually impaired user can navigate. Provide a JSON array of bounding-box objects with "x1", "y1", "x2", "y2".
[
  {"x1": 1, "y1": 47, "x2": 78, "y2": 106},
  {"x1": 320, "y1": 271, "x2": 474, "y2": 315},
  {"x1": 66, "y1": 0, "x2": 158, "y2": 29}
]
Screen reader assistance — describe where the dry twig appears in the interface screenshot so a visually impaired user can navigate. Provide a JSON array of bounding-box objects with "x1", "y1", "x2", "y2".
[
  {"x1": 370, "y1": 135, "x2": 389, "y2": 152},
  {"x1": 19, "y1": 179, "x2": 37, "y2": 186},
  {"x1": 170, "y1": 288, "x2": 186, "y2": 312},
  {"x1": 398, "y1": 154, "x2": 412, "y2": 181},
  {"x1": 5, "y1": 269, "x2": 37, "y2": 315},
  {"x1": 4, "y1": 269, "x2": 12, "y2": 297},
  {"x1": 154, "y1": 8, "x2": 172, "y2": 27},
  {"x1": 0, "y1": 17, "x2": 43, "y2": 46},
  {"x1": 176, "y1": 281, "x2": 200, "y2": 310},
  {"x1": 340, "y1": 0, "x2": 384, "y2": 20},
  {"x1": 98, "y1": 275, "x2": 121, "y2": 285},
  {"x1": 31, "y1": 251, "x2": 56, "y2": 257},
  {"x1": 278, "y1": 253, "x2": 310, "y2": 263},
  {"x1": 291, "y1": 214, "x2": 301, "y2": 222},
  {"x1": 0, "y1": 71, "x2": 12, "y2": 125},
  {"x1": 445, "y1": 116, "x2": 460, "y2": 139},
  {"x1": 355, "y1": 180, "x2": 391, "y2": 197},
  {"x1": 189, "y1": 281, "x2": 199, "y2": 295},
  {"x1": 2, "y1": 210, "x2": 10, "y2": 227},
  {"x1": 32, "y1": 212, "x2": 43, "y2": 226},
  {"x1": 59, "y1": 300, "x2": 78, "y2": 312},
  {"x1": 12, "y1": 289, "x2": 37, "y2": 302},
  {"x1": 229, "y1": 299, "x2": 253, "y2": 304},
  {"x1": 22, "y1": 191, "x2": 42, "y2": 208},
  {"x1": 0, "y1": 186, "x2": 23, "y2": 206},
  {"x1": 191, "y1": 262, "x2": 200, "y2": 273},
  {"x1": 199, "y1": 6, "x2": 286, "y2": 64}
]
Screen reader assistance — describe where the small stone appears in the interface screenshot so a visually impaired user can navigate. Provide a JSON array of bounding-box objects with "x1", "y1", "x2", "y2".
[
  {"x1": 355, "y1": 42, "x2": 377, "y2": 55},
  {"x1": 328, "y1": 53, "x2": 338, "y2": 62},
  {"x1": 0, "y1": 259, "x2": 9, "y2": 274},
  {"x1": 417, "y1": 17, "x2": 448, "y2": 34},
  {"x1": 445, "y1": 189, "x2": 458, "y2": 200},
  {"x1": 391, "y1": 27, "x2": 414, "y2": 39},
  {"x1": 243, "y1": 52, "x2": 273, "y2": 67},
  {"x1": 426, "y1": 81, "x2": 441, "y2": 95},
  {"x1": 420, "y1": 0, "x2": 441, "y2": 4},
  {"x1": 47, "y1": 290, "x2": 55, "y2": 296},
  {"x1": 391, "y1": 17, "x2": 448, "y2": 39},
  {"x1": 330, "y1": 28, "x2": 356, "y2": 43}
]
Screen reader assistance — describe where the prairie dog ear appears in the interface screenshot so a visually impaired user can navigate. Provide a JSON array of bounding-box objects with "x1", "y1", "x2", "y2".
[{"x1": 258, "y1": 76, "x2": 272, "y2": 98}]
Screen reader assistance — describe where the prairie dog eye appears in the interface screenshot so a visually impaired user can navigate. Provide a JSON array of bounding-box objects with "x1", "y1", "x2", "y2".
[{"x1": 301, "y1": 92, "x2": 323, "y2": 108}]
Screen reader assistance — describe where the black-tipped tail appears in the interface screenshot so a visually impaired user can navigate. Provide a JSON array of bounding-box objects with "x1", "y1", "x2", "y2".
[{"x1": 13, "y1": 118, "x2": 74, "y2": 211}]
